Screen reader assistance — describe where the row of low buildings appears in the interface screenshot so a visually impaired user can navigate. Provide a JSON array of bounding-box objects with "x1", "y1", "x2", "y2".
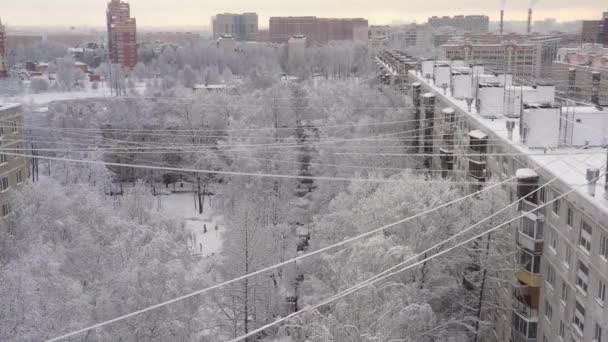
[{"x1": 376, "y1": 51, "x2": 608, "y2": 342}]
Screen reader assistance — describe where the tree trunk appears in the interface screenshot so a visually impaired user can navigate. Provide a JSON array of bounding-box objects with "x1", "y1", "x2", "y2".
[
  {"x1": 474, "y1": 232, "x2": 492, "y2": 342},
  {"x1": 197, "y1": 176, "x2": 203, "y2": 214}
]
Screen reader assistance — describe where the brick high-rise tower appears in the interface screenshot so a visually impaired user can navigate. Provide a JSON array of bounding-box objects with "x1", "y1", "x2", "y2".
[
  {"x1": 106, "y1": 0, "x2": 137, "y2": 69},
  {"x1": 0, "y1": 18, "x2": 7, "y2": 78}
]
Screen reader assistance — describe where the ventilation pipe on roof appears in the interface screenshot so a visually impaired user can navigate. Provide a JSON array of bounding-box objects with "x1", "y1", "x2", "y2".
[
  {"x1": 587, "y1": 168, "x2": 600, "y2": 197},
  {"x1": 506, "y1": 120, "x2": 516, "y2": 141},
  {"x1": 466, "y1": 98, "x2": 474, "y2": 112}
]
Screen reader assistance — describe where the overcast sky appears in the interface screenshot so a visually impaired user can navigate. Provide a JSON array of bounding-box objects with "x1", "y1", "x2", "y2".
[{"x1": 2, "y1": 0, "x2": 605, "y2": 28}]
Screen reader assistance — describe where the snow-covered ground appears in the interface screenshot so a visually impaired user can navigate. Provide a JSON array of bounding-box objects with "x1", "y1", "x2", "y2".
[
  {"x1": 0, "y1": 81, "x2": 147, "y2": 105},
  {"x1": 156, "y1": 193, "x2": 224, "y2": 257}
]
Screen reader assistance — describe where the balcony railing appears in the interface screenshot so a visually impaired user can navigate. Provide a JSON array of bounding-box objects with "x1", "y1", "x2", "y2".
[
  {"x1": 468, "y1": 159, "x2": 487, "y2": 180},
  {"x1": 511, "y1": 330, "x2": 537, "y2": 342},
  {"x1": 518, "y1": 232, "x2": 544, "y2": 253}
]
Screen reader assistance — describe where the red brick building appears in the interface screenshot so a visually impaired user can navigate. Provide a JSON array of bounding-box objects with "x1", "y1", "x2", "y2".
[
  {"x1": 269, "y1": 16, "x2": 368, "y2": 45},
  {"x1": 106, "y1": 0, "x2": 137, "y2": 69},
  {"x1": 0, "y1": 19, "x2": 7, "y2": 78}
]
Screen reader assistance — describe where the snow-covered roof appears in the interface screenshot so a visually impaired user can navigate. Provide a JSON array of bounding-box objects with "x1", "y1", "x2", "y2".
[
  {"x1": 468, "y1": 130, "x2": 488, "y2": 140},
  {"x1": 516, "y1": 168, "x2": 539, "y2": 179},
  {"x1": 0, "y1": 103, "x2": 21, "y2": 111},
  {"x1": 409, "y1": 68, "x2": 608, "y2": 212}
]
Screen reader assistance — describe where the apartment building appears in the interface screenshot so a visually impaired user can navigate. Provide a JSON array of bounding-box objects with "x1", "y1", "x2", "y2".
[
  {"x1": 552, "y1": 44, "x2": 608, "y2": 106},
  {"x1": 268, "y1": 16, "x2": 368, "y2": 44},
  {"x1": 0, "y1": 19, "x2": 7, "y2": 78},
  {"x1": 428, "y1": 15, "x2": 490, "y2": 33},
  {"x1": 378, "y1": 52, "x2": 608, "y2": 342},
  {"x1": 211, "y1": 13, "x2": 258, "y2": 41},
  {"x1": 440, "y1": 36, "x2": 561, "y2": 79},
  {"x1": 106, "y1": 0, "x2": 137, "y2": 69},
  {"x1": 0, "y1": 104, "x2": 27, "y2": 221}
]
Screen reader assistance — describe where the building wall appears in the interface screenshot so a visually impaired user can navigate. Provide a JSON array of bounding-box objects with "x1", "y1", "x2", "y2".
[
  {"x1": 212, "y1": 13, "x2": 258, "y2": 41},
  {"x1": 268, "y1": 17, "x2": 368, "y2": 44},
  {"x1": 106, "y1": 0, "x2": 137, "y2": 69},
  {"x1": 0, "y1": 22, "x2": 6, "y2": 78},
  {"x1": 0, "y1": 104, "x2": 27, "y2": 222},
  {"x1": 581, "y1": 20, "x2": 603, "y2": 44},
  {"x1": 552, "y1": 62, "x2": 608, "y2": 106},
  {"x1": 428, "y1": 15, "x2": 489, "y2": 33}
]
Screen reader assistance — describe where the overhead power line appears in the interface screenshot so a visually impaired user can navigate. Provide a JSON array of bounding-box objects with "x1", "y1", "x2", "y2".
[{"x1": 42, "y1": 155, "x2": 568, "y2": 342}]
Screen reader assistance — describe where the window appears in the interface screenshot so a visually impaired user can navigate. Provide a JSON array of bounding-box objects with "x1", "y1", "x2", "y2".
[
  {"x1": 601, "y1": 235, "x2": 608, "y2": 260},
  {"x1": 539, "y1": 187, "x2": 546, "y2": 202},
  {"x1": 560, "y1": 321, "x2": 566, "y2": 339},
  {"x1": 561, "y1": 282, "x2": 569, "y2": 304},
  {"x1": 573, "y1": 300, "x2": 585, "y2": 334},
  {"x1": 547, "y1": 265, "x2": 556, "y2": 288},
  {"x1": 0, "y1": 177, "x2": 8, "y2": 192},
  {"x1": 576, "y1": 261, "x2": 589, "y2": 294},
  {"x1": 598, "y1": 280, "x2": 606, "y2": 305},
  {"x1": 0, "y1": 125, "x2": 3, "y2": 136},
  {"x1": 0, "y1": 153, "x2": 6, "y2": 164},
  {"x1": 1, "y1": 203, "x2": 10, "y2": 217},
  {"x1": 550, "y1": 229, "x2": 558, "y2": 252},
  {"x1": 565, "y1": 245, "x2": 572, "y2": 268},
  {"x1": 545, "y1": 300, "x2": 553, "y2": 322},
  {"x1": 15, "y1": 170, "x2": 23, "y2": 184},
  {"x1": 553, "y1": 196, "x2": 561, "y2": 215},
  {"x1": 579, "y1": 221, "x2": 593, "y2": 253},
  {"x1": 567, "y1": 207, "x2": 574, "y2": 227},
  {"x1": 519, "y1": 249, "x2": 541, "y2": 274},
  {"x1": 512, "y1": 312, "x2": 538, "y2": 339},
  {"x1": 595, "y1": 323, "x2": 603, "y2": 342},
  {"x1": 521, "y1": 215, "x2": 543, "y2": 239},
  {"x1": 10, "y1": 121, "x2": 17, "y2": 133}
]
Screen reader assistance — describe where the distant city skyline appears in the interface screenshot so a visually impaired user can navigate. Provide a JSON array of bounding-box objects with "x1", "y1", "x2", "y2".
[{"x1": 2, "y1": 0, "x2": 605, "y2": 29}]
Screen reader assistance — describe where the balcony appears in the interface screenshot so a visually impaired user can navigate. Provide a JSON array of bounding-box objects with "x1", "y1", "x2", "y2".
[
  {"x1": 468, "y1": 159, "x2": 487, "y2": 180},
  {"x1": 512, "y1": 285, "x2": 540, "y2": 315},
  {"x1": 518, "y1": 213, "x2": 544, "y2": 253},
  {"x1": 439, "y1": 148, "x2": 454, "y2": 168},
  {"x1": 511, "y1": 310, "x2": 538, "y2": 342},
  {"x1": 516, "y1": 248, "x2": 542, "y2": 287}
]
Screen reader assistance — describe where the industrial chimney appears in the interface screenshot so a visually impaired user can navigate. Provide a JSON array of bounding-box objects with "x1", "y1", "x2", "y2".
[
  {"x1": 527, "y1": 8, "x2": 532, "y2": 34},
  {"x1": 500, "y1": 10, "x2": 504, "y2": 35}
]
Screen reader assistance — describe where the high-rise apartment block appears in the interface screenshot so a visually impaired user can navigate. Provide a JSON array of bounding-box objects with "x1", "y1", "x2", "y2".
[
  {"x1": 0, "y1": 104, "x2": 27, "y2": 222},
  {"x1": 268, "y1": 17, "x2": 368, "y2": 44},
  {"x1": 428, "y1": 15, "x2": 490, "y2": 33},
  {"x1": 212, "y1": 13, "x2": 258, "y2": 41},
  {"x1": 0, "y1": 19, "x2": 7, "y2": 78},
  {"x1": 106, "y1": 0, "x2": 137, "y2": 69}
]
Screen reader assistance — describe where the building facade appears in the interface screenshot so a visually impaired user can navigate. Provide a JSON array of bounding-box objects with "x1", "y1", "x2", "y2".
[
  {"x1": 211, "y1": 13, "x2": 258, "y2": 41},
  {"x1": 268, "y1": 16, "x2": 368, "y2": 44},
  {"x1": 0, "y1": 19, "x2": 6, "y2": 78},
  {"x1": 428, "y1": 15, "x2": 490, "y2": 33},
  {"x1": 106, "y1": 0, "x2": 137, "y2": 69},
  {"x1": 552, "y1": 44, "x2": 608, "y2": 106},
  {"x1": 378, "y1": 52, "x2": 608, "y2": 342},
  {"x1": 440, "y1": 36, "x2": 561, "y2": 79},
  {"x1": 0, "y1": 104, "x2": 27, "y2": 222}
]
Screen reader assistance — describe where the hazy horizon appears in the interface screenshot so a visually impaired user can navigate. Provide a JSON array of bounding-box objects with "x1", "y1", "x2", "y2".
[{"x1": 2, "y1": 0, "x2": 605, "y2": 29}]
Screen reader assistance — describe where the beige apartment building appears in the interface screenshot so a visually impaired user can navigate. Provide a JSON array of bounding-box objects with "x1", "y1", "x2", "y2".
[{"x1": 0, "y1": 104, "x2": 27, "y2": 221}]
